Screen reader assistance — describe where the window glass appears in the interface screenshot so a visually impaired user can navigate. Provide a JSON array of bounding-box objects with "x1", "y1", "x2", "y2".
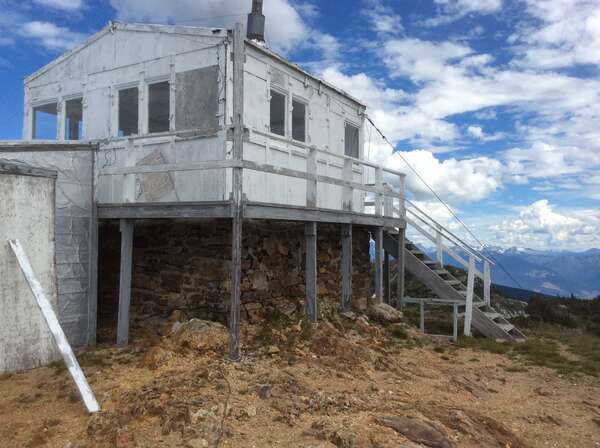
[
  {"x1": 148, "y1": 81, "x2": 170, "y2": 133},
  {"x1": 345, "y1": 123, "x2": 360, "y2": 158},
  {"x1": 270, "y1": 89, "x2": 286, "y2": 136},
  {"x1": 118, "y1": 87, "x2": 139, "y2": 137},
  {"x1": 65, "y1": 98, "x2": 83, "y2": 140},
  {"x1": 292, "y1": 99, "x2": 306, "y2": 142},
  {"x1": 33, "y1": 103, "x2": 58, "y2": 140}
]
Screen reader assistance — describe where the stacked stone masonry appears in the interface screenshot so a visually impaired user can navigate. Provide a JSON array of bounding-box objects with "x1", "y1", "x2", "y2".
[{"x1": 98, "y1": 220, "x2": 372, "y2": 338}]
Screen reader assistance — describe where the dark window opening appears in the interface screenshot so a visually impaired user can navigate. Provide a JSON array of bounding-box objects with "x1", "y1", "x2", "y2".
[
  {"x1": 270, "y1": 89, "x2": 286, "y2": 136},
  {"x1": 65, "y1": 98, "x2": 83, "y2": 140},
  {"x1": 345, "y1": 123, "x2": 360, "y2": 158},
  {"x1": 148, "y1": 81, "x2": 170, "y2": 133},
  {"x1": 33, "y1": 103, "x2": 58, "y2": 140},
  {"x1": 118, "y1": 87, "x2": 139, "y2": 137},
  {"x1": 292, "y1": 99, "x2": 306, "y2": 142}
]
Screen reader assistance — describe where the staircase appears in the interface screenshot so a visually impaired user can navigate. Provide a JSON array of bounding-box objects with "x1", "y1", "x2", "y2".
[{"x1": 383, "y1": 231, "x2": 525, "y2": 340}]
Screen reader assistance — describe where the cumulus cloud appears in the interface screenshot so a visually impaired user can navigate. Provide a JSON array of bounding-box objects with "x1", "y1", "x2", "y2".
[
  {"x1": 20, "y1": 21, "x2": 85, "y2": 50},
  {"x1": 363, "y1": 0, "x2": 404, "y2": 35},
  {"x1": 426, "y1": 0, "x2": 503, "y2": 25},
  {"x1": 491, "y1": 200, "x2": 599, "y2": 250},
  {"x1": 34, "y1": 0, "x2": 82, "y2": 10},
  {"x1": 108, "y1": 0, "x2": 321, "y2": 55},
  {"x1": 512, "y1": 0, "x2": 600, "y2": 69}
]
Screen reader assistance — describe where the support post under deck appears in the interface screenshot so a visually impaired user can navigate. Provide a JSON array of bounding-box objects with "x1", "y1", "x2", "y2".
[
  {"x1": 383, "y1": 249, "x2": 391, "y2": 305},
  {"x1": 87, "y1": 202, "x2": 99, "y2": 346},
  {"x1": 117, "y1": 219, "x2": 134, "y2": 346},
  {"x1": 374, "y1": 227, "x2": 383, "y2": 303},
  {"x1": 341, "y1": 224, "x2": 352, "y2": 312},
  {"x1": 305, "y1": 222, "x2": 318, "y2": 322},
  {"x1": 397, "y1": 227, "x2": 406, "y2": 310},
  {"x1": 229, "y1": 22, "x2": 245, "y2": 362}
]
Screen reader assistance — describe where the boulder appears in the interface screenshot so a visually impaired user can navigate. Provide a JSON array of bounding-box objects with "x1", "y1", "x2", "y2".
[
  {"x1": 375, "y1": 415, "x2": 453, "y2": 448},
  {"x1": 367, "y1": 303, "x2": 403, "y2": 324},
  {"x1": 172, "y1": 319, "x2": 228, "y2": 353}
]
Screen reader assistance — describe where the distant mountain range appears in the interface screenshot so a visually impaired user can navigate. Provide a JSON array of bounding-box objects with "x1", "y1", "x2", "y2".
[
  {"x1": 422, "y1": 246, "x2": 600, "y2": 299},
  {"x1": 455, "y1": 247, "x2": 600, "y2": 299}
]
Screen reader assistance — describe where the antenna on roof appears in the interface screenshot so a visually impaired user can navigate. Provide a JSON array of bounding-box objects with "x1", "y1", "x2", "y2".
[{"x1": 247, "y1": 0, "x2": 265, "y2": 44}]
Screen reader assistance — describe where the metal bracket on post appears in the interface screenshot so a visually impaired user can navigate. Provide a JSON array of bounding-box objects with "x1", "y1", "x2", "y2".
[{"x1": 464, "y1": 255, "x2": 475, "y2": 336}]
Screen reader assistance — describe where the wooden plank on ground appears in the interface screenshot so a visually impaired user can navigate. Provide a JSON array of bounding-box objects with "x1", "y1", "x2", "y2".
[{"x1": 9, "y1": 239, "x2": 100, "y2": 414}]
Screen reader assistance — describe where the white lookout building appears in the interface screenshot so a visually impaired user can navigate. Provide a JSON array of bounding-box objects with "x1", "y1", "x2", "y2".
[{"x1": 0, "y1": 2, "x2": 521, "y2": 372}]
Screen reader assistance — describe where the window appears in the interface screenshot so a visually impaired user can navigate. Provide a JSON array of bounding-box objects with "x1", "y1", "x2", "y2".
[
  {"x1": 345, "y1": 123, "x2": 360, "y2": 158},
  {"x1": 270, "y1": 89, "x2": 286, "y2": 136},
  {"x1": 33, "y1": 103, "x2": 58, "y2": 140},
  {"x1": 64, "y1": 98, "x2": 83, "y2": 140},
  {"x1": 118, "y1": 87, "x2": 139, "y2": 137},
  {"x1": 148, "y1": 81, "x2": 170, "y2": 133},
  {"x1": 292, "y1": 99, "x2": 306, "y2": 142}
]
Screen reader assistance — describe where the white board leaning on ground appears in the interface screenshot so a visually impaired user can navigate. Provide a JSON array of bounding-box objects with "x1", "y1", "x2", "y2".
[{"x1": 9, "y1": 239, "x2": 100, "y2": 414}]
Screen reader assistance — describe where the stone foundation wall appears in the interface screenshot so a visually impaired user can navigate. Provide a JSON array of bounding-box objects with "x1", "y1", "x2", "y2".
[{"x1": 98, "y1": 220, "x2": 372, "y2": 332}]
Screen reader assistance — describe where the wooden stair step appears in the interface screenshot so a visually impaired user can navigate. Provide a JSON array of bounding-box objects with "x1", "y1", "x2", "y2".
[
  {"x1": 484, "y1": 312, "x2": 501, "y2": 320},
  {"x1": 445, "y1": 280, "x2": 462, "y2": 286},
  {"x1": 498, "y1": 323, "x2": 514, "y2": 333},
  {"x1": 423, "y1": 260, "x2": 438, "y2": 265},
  {"x1": 409, "y1": 250, "x2": 424, "y2": 255},
  {"x1": 433, "y1": 269, "x2": 449, "y2": 275}
]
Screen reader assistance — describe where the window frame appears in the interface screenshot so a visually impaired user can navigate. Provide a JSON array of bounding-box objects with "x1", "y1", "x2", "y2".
[
  {"x1": 344, "y1": 121, "x2": 361, "y2": 159},
  {"x1": 269, "y1": 87, "x2": 287, "y2": 137},
  {"x1": 116, "y1": 84, "x2": 140, "y2": 138},
  {"x1": 146, "y1": 78, "x2": 171, "y2": 135},
  {"x1": 31, "y1": 100, "x2": 59, "y2": 141},
  {"x1": 63, "y1": 95, "x2": 84, "y2": 141},
  {"x1": 291, "y1": 96, "x2": 307, "y2": 143}
]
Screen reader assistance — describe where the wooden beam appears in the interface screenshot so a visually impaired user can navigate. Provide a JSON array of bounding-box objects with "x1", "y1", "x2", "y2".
[
  {"x1": 87, "y1": 203, "x2": 98, "y2": 346},
  {"x1": 305, "y1": 222, "x2": 317, "y2": 322},
  {"x1": 341, "y1": 224, "x2": 352, "y2": 312},
  {"x1": 229, "y1": 22, "x2": 245, "y2": 362},
  {"x1": 383, "y1": 249, "x2": 391, "y2": 305},
  {"x1": 9, "y1": 240, "x2": 100, "y2": 413},
  {"x1": 97, "y1": 201, "x2": 232, "y2": 220},
  {"x1": 397, "y1": 228, "x2": 406, "y2": 310},
  {"x1": 117, "y1": 219, "x2": 134, "y2": 346},
  {"x1": 374, "y1": 227, "x2": 383, "y2": 303}
]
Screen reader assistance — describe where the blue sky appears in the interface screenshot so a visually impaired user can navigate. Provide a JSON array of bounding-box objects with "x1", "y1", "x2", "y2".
[{"x1": 1, "y1": 0, "x2": 599, "y2": 251}]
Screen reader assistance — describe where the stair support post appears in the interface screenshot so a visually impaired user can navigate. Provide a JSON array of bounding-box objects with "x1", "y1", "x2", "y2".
[
  {"x1": 420, "y1": 301, "x2": 425, "y2": 333},
  {"x1": 484, "y1": 260, "x2": 491, "y2": 306},
  {"x1": 374, "y1": 226, "x2": 384, "y2": 303},
  {"x1": 305, "y1": 222, "x2": 318, "y2": 322},
  {"x1": 464, "y1": 255, "x2": 475, "y2": 337},
  {"x1": 341, "y1": 224, "x2": 352, "y2": 312},
  {"x1": 435, "y1": 227, "x2": 444, "y2": 268},
  {"x1": 453, "y1": 303, "x2": 459, "y2": 342}
]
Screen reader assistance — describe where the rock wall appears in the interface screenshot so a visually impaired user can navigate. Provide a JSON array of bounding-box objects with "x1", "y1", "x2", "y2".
[{"x1": 98, "y1": 220, "x2": 373, "y2": 337}]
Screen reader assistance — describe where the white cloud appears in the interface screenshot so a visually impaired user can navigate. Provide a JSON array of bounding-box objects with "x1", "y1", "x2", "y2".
[
  {"x1": 467, "y1": 125, "x2": 484, "y2": 139},
  {"x1": 491, "y1": 200, "x2": 599, "y2": 250},
  {"x1": 503, "y1": 141, "x2": 600, "y2": 180},
  {"x1": 109, "y1": 0, "x2": 315, "y2": 55},
  {"x1": 426, "y1": 0, "x2": 503, "y2": 25},
  {"x1": 20, "y1": 21, "x2": 85, "y2": 50},
  {"x1": 34, "y1": 0, "x2": 82, "y2": 10},
  {"x1": 363, "y1": 0, "x2": 404, "y2": 35},
  {"x1": 512, "y1": 0, "x2": 600, "y2": 69}
]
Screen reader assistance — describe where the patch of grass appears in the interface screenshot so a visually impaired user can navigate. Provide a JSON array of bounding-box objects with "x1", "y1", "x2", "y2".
[
  {"x1": 458, "y1": 337, "x2": 512, "y2": 355},
  {"x1": 388, "y1": 325, "x2": 409, "y2": 339}
]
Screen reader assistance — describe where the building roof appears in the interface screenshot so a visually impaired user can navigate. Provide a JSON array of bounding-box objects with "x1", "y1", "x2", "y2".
[{"x1": 25, "y1": 22, "x2": 366, "y2": 109}]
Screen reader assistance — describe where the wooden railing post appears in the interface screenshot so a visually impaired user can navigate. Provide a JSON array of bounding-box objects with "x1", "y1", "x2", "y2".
[
  {"x1": 342, "y1": 158, "x2": 353, "y2": 211},
  {"x1": 307, "y1": 146, "x2": 317, "y2": 208},
  {"x1": 484, "y1": 260, "x2": 491, "y2": 306},
  {"x1": 383, "y1": 184, "x2": 393, "y2": 218},
  {"x1": 375, "y1": 167, "x2": 383, "y2": 216},
  {"x1": 436, "y1": 226, "x2": 444, "y2": 268},
  {"x1": 464, "y1": 255, "x2": 475, "y2": 336},
  {"x1": 397, "y1": 227, "x2": 406, "y2": 310},
  {"x1": 399, "y1": 173, "x2": 406, "y2": 219}
]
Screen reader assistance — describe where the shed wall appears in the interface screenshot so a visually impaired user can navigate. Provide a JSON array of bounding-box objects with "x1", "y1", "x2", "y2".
[
  {"x1": 0, "y1": 173, "x2": 59, "y2": 373},
  {"x1": 0, "y1": 151, "x2": 94, "y2": 346}
]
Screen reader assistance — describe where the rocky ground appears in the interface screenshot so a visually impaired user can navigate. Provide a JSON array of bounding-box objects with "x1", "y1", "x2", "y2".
[{"x1": 1, "y1": 301, "x2": 599, "y2": 448}]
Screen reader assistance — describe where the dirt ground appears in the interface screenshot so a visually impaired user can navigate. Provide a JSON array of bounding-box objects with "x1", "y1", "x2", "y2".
[{"x1": 1, "y1": 307, "x2": 599, "y2": 448}]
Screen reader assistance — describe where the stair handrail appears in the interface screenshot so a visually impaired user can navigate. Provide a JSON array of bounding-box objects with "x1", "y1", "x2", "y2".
[{"x1": 405, "y1": 199, "x2": 495, "y2": 266}]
